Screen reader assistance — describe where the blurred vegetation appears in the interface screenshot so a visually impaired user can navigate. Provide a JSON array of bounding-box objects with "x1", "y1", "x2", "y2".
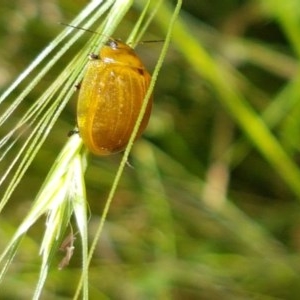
[{"x1": 1, "y1": 0, "x2": 300, "y2": 299}]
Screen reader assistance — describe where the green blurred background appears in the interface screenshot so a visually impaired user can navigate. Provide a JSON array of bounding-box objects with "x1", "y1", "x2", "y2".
[{"x1": 1, "y1": 0, "x2": 300, "y2": 299}]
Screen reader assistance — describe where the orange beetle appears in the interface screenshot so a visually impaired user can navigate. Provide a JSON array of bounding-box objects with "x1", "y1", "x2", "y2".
[{"x1": 77, "y1": 39, "x2": 152, "y2": 155}]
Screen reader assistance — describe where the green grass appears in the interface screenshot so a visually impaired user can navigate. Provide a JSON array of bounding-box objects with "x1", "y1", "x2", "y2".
[{"x1": 1, "y1": 0, "x2": 300, "y2": 299}]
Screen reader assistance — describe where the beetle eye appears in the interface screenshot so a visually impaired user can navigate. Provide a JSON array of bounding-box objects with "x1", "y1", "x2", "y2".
[{"x1": 107, "y1": 39, "x2": 118, "y2": 49}]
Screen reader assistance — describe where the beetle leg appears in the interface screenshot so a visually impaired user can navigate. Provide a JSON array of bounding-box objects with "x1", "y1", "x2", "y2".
[
  {"x1": 75, "y1": 82, "x2": 81, "y2": 91},
  {"x1": 125, "y1": 156, "x2": 135, "y2": 169},
  {"x1": 89, "y1": 53, "x2": 99, "y2": 60},
  {"x1": 68, "y1": 127, "x2": 79, "y2": 137}
]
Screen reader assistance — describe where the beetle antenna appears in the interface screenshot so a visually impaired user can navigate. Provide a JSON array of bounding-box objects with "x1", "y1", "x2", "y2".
[
  {"x1": 139, "y1": 40, "x2": 164, "y2": 44},
  {"x1": 59, "y1": 22, "x2": 101, "y2": 36}
]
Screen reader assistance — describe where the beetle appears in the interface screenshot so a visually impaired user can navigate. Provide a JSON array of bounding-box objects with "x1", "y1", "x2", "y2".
[{"x1": 76, "y1": 38, "x2": 152, "y2": 156}]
